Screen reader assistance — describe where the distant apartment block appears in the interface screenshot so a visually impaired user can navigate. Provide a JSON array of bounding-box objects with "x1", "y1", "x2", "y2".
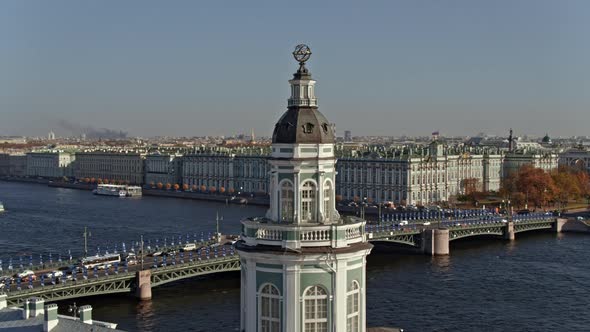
[
  {"x1": 74, "y1": 151, "x2": 144, "y2": 185},
  {"x1": 0, "y1": 154, "x2": 9, "y2": 176},
  {"x1": 8, "y1": 155, "x2": 27, "y2": 177},
  {"x1": 145, "y1": 153, "x2": 182, "y2": 185},
  {"x1": 25, "y1": 152, "x2": 75, "y2": 178},
  {"x1": 503, "y1": 152, "x2": 558, "y2": 176},
  {"x1": 559, "y1": 148, "x2": 590, "y2": 173},
  {"x1": 182, "y1": 150, "x2": 269, "y2": 193}
]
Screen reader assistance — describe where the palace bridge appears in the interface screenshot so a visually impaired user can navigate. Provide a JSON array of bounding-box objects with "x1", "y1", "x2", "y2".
[{"x1": 1, "y1": 214, "x2": 587, "y2": 307}]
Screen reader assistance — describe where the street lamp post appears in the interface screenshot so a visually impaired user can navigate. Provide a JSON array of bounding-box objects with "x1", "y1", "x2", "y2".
[
  {"x1": 140, "y1": 235, "x2": 144, "y2": 270},
  {"x1": 82, "y1": 227, "x2": 91, "y2": 258},
  {"x1": 68, "y1": 302, "x2": 79, "y2": 318}
]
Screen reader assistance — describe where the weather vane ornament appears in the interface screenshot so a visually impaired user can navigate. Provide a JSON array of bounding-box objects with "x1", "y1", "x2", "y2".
[{"x1": 292, "y1": 44, "x2": 312, "y2": 64}]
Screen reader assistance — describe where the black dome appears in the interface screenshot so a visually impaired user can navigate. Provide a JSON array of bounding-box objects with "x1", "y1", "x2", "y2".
[{"x1": 272, "y1": 107, "x2": 335, "y2": 144}]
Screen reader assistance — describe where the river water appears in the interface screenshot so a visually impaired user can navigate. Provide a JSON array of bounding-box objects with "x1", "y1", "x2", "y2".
[{"x1": 1, "y1": 181, "x2": 589, "y2": 331}]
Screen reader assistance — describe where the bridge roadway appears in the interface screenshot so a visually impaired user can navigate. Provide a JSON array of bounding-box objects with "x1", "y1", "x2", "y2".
[
  {"x1": 2, "y1": 249, "x2": 240, "y2": 307},
  {"x1": 0, "y1": 215, "x2": 574, "y2": 306}
]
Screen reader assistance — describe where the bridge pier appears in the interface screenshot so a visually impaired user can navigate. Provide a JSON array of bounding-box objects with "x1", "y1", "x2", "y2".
[
  {"x1": 135, "y1": 270, "x2": 152, "y2": 301},
  {"x1": 503, "y1": 221, "x2": 515, "y2": 241},
  {"x1": 552, "y1": 218, "x2": 567, "y2": 233},
  {"x1": 422, "y1": 228, "x2": 449, "y2": 256}
]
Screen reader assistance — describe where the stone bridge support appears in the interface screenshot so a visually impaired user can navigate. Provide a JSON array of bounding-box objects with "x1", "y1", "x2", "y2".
[
  {"x1": 135, "y1": 270, "x2": 152, "y2": 301},
  {"x1": 503, "y1": 221, "x2": 515, "y2": 241},
  {"x1": 422, "y1": 228, "x2": 449, "y2": 256},
  {"x1": 552, "y1": 218, "x2": 567, "y2": 233}
]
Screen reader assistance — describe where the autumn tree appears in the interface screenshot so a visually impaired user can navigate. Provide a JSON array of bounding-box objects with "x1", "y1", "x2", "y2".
[
  {"x1": 209, "y1": 186, "x2": 217, "y2": 193},
  {"x1": 219, "y1": 187, "x2": 226, "y2": 194},
  {"x1": 157, "y1": 182, "x2": 163, "y2": 189},
  {"x1": 228, "y1": 188, "x2": 235, "y2": 194},
  {"x1": 200, "y1": 185, "x2": 207, "y2": 192},
  {"x1": 192, "y1": 184, "x2": 198, "y2": 191},
  {"x1": 551, "y1": 167, "x2": 581, "y2": 207},
  {"x1": 173, "y1": 184, "x2": 180, "y2": 191},
  {"x1": 462, "y1": 178, "x2": 480, "y2": 195},
  {"x1": 182, "y1": 184, "x2": 189, "y2": 191},
  {"x1": 165, "y1": 183, "x2": 171, "y2": 190}
]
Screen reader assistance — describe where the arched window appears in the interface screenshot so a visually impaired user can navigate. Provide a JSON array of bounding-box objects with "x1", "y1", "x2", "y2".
[
  {"x1": 259, "y1": 284, "x2": 281, "y2": 332},
  {"x1": 323, "y1": 181, "x2": 332, "y2": 222},
  {"x1": 346, "y1": 281, "x2": 360, "y2": 332},
  {"x1": 303, "y1": 285, "x2": 328, "y2": 332},
  {"x1": 301, "y1": 181, "x2": 317, "y2": 222},
  {"x1": 280, "y1": 181, "x2": 294, "y2": 222}
]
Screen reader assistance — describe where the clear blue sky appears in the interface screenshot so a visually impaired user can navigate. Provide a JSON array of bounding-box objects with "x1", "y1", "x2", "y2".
[{"x1": 0, "y1": 0, "x2": 588, "y2": 138}]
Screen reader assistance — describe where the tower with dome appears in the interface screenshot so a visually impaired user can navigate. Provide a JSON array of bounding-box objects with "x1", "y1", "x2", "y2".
[{"x1": 236, "y1": 45, "x2": 373, "y2": 332}]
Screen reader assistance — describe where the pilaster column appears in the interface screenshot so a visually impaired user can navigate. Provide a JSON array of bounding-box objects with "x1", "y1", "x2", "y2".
[
  {"x1": 283, "y1": 264, "x2": 300, "y2": 331},
  {"x1": 294, "y1": 171, "x2": 300, "y2": 224},
  {"x1": 334, "y1": 259, "x2": 347, "y2": 331},
  {"x1": 268, "y1": 171, "x2": 278, "y2": 220},
  {"x1": 360, "y1": 255, "x2": 367, "y2": 332},
  {"x1": 246, "y1": 259, "x2": 257, "y2": 332}
]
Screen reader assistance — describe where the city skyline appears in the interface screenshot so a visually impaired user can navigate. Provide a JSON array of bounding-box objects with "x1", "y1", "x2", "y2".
[{"x1": 1, "y1": 0, "x2": 589, "y2": 138}]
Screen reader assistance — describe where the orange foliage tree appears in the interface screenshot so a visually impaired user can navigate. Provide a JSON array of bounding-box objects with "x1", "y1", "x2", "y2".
[
  {"x1": 228, "y1": 188, "x2": 235, "y2": 194},
  {"x1": 501, "y1": 164, "x2": 558, "y2": 209},
  {"x1": 173, "y1": 184, "x2": 180, "y2": 191},
  {"x1": 200, "y1": 185, "x2": 207, "y2": 192},
  {"x1": 157, "y1": 182, "x2": 163, "y2": 189},
  {"x1": 192, "y1": 184, "x2": 198, "y2": 191},
  {"x1": 209, "y1": 186, "x2": 217, "y2": 193},
  {"x1": 165, "y1": 183, "x2": 171, "y2": 190},
  {"x1": 182, "y1": 184, "x2": 189, "y2": 191},
  {"x1": 219, "y1": 187, "x2": 226, "y2": 194}
]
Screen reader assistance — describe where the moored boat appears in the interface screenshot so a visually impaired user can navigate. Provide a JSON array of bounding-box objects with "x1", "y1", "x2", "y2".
[{"x1": 93, "y1": 184, "x2": 142, "y2": 197}]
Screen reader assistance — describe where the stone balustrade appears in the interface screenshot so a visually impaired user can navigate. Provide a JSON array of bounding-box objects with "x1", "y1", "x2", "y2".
[{"x1": 241, "y1": 218, "x2": 366, "y2": 248}]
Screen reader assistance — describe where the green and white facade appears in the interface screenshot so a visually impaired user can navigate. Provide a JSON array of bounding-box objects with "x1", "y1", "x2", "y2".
[{"x1": 236, "y1": 48, "x2": 372, "y2": 332}]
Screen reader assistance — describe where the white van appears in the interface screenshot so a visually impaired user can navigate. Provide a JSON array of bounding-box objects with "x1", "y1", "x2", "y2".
[
  {"x1": 182, "y1": 243, "x2": 197, "y2": 252},
  {"x1": 399, "y1": 220, "x2": 409, "y2": 226}
]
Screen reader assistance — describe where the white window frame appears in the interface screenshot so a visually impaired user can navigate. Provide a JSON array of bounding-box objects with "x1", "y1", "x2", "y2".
[
  {"x1": 280, "y1": 181, "x2": 294, "y2": 222},
  {"x1": 258, "y1": 283, "x2": 281, "y2": 332},
  {"x1": 346, "y1": 281, "x2": 360, "y2": 332},
  {"x1": 301, "y1": 181, "x2": 317, "y2": 223},
  {"x1": 303, "y1": 285, "x2": 329, "y2": 332}
]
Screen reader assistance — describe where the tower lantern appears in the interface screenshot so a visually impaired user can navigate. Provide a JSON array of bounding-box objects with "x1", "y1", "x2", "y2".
[{"x1": 236, "y1": 45, "x2": 373, "y2": 332}]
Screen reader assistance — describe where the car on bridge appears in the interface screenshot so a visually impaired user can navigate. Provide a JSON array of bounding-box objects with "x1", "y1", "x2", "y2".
[
  {"x1": 42, "y1": 270, "x2": 64, "y2": 279},
  {"x1": 13, "y1": 270, "x2": 37, "y2": 282},
  {"x1": 181, "y1": 243, "x2": 197, "y2": 252}
]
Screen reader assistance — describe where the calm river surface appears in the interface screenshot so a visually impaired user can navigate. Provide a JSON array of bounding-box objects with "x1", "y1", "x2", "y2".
[{"x1": 1, "y1": 181, "x2": 589, "y2": 331}]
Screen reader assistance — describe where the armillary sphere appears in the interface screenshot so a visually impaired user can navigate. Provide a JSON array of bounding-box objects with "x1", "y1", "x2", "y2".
[{"x1": 292, "y1": 44, "x2": 312, "y2": 64}]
